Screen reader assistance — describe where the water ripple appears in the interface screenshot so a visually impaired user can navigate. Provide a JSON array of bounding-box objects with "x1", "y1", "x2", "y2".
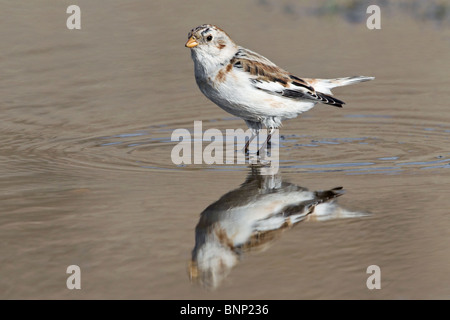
[{"x1": 3, "y1": 113, "x2": 449, "y2": 176}]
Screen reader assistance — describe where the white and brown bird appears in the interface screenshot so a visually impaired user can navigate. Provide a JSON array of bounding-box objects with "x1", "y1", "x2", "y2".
[
  {"x1": 185, "y1": 24, "x2": 374, "y2": 150},
  {"x1": 189, "y1": 165, "x2": 368, "y2": 290}
]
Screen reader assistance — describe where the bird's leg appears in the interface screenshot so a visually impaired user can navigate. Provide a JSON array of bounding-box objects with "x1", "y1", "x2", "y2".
[
  {"x1": 259, "y1": 127, "x2": 274, "y2": 155},
  {"x1": 244, "y1": 129, "x2": 258, "y2": 154},
  {"x1": 244, "y1": 139, "x2": 251, "y2": 154},
  {"x1": 265, "y1": 130, "x2": 273, "y2": 149}
]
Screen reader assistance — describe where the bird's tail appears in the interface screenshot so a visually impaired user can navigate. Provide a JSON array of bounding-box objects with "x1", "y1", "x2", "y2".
[
  {"x1": 306, "y1": 76, "x2": 375, "y2": 94},
  {"x1": 324, "y1": 76, "x2": 375, "y2": 88}
]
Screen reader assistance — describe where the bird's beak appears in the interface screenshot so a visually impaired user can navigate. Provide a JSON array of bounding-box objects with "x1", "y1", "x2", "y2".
[{"x1": 185, "y1": 37, "x2": 199, "y2": 48}]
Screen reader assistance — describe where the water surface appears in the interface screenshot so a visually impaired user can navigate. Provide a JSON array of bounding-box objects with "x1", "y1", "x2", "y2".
[{"x1": 0, "y1": 1, "x2": 449, "y2": 299}]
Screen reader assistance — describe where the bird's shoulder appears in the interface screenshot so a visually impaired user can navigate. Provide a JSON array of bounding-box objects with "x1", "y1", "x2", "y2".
[
  {"x1": 229, "y1": 47, "x2": 290, "y2": 83},
  {"x1": 225, "y1": 48, "x2": 314, "y2": 90}
]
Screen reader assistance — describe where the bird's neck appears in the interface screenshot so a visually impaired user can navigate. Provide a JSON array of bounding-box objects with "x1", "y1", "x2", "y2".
[{"x1": 192, "y1": 47, "x2": 238, "y2": 77}]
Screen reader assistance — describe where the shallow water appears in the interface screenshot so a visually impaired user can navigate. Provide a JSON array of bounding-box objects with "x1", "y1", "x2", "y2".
[{"x1": 0, "y1": 1, "x2": 449, "y2": 299}]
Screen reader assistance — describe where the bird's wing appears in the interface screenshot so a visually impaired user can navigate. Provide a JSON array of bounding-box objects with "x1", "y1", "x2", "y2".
[{"x1": 231, "y1": 48, "x2": 345, "y2": 107}]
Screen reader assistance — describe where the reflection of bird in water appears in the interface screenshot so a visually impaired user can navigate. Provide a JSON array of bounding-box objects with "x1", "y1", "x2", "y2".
[{"x1": 189, "y1": 166, "x2": 368, "y2": 290}]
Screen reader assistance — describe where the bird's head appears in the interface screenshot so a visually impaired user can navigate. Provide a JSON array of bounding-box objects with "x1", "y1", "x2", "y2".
[{"x1": 185, "y1": 24, "x2": 237, "y2": 65}]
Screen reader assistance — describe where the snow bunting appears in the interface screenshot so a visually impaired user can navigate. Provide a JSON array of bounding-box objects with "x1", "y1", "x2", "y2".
[
  {"x1": 185, "y1": 24, "x2": 374, "y2": 150},
  {"x1": 189, "y1": 165, "x2": 368, "y2": 289}
]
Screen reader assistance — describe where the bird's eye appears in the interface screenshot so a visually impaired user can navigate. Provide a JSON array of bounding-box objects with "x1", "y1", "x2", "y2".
[{"x1": 206, "y1": 35, "x2": 213, "y2": 42}]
